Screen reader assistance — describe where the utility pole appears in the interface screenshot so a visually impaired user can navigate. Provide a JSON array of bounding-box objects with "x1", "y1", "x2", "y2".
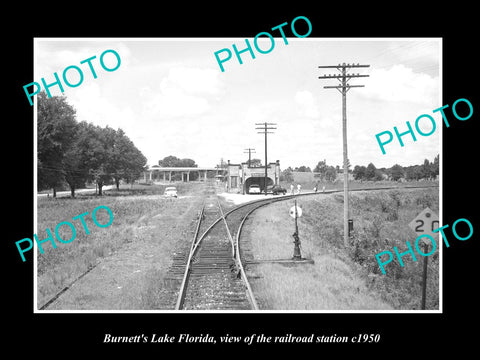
[
  {"x1": 255, "y1": 122, "x2": 276, "y2": 195},
  {"x1": 318, "y1": 63, "x2": 369, "y2": 247},
  {"x1": 243, "y1": 148, "x2": 256, "y2": 167}
]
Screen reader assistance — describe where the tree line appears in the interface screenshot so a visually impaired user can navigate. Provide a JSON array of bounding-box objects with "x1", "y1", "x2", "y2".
[
  {"x1": 281, "y1": 155, "x2": 439, "y2": 182},
  {"x1": 38, "y1": 92, "x2": 147, "y2": 197},
  {"x1": 282, "y1": 160, "x2": 342, "y2": 182},
  {"x1": 154, "y1": 155, "x2": 200, "y2": 181},
  {"x1": 352, "y1": 155, "x2": 439, "y2": 181}
]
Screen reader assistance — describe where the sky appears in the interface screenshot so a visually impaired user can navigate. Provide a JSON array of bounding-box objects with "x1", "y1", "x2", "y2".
[{"x1": 35, "y1": 38, "x2": 441, "y2": 170}]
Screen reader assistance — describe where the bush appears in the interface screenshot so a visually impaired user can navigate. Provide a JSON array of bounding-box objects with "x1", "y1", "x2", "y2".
[
  {"x1": 416, "y1": 192, "x2": 436, "y2": 208},
  {"x1": 348, "y1": 188, "x2": 439, "y2": 309}
]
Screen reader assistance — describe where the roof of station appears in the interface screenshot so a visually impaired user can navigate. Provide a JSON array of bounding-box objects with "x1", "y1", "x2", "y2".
[{"x1": 147, "y1": 166, "x2": 222, "y2": 171}]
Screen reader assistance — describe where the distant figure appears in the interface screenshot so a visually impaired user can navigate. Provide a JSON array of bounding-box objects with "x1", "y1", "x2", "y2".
[
  {"x1": 290, "y1": 184, "x2": 294, "y2": 195},
  {"x1": 322, "y1": 185, "x2": 325, "y2": 193},
  {"x1": 313, "y1": 186, "x2": 317, "y2": 193},
  {"x1": 297, "y1": 184, "x2": 301, "y2": 194}
]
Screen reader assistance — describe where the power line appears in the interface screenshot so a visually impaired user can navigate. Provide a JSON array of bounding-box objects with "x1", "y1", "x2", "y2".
[
  {"x1": 37, "y1": 165, "x2": 132, "y2": 179},
  {"x1": 318, "y1": 62, "x2": 370, "y2": 247},
  {"x1": 255, "y1": 122, "x2": 276, "y2": 196},
  {"x1": 243, "y1": 148, "x2": 256, "y2": 167}
]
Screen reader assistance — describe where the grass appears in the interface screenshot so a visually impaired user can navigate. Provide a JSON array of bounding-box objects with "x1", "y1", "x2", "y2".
[
  {"x1": 252, "y1": 260, "x2": 391, "y2": 310},
  {"x1": 36, "y1": 182, "x2": 203, "y2": 309},
  {"x1": 244, "y1": 187, "x2": 439, "y2": 310},
  {"x1": 347, "y1": 188, "x2": 440, "y2": 309}
]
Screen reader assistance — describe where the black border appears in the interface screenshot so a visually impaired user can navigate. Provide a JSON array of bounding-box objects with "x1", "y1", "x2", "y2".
[{"x1": 5, "y1": 4, "x2": 478, "y2": 354}]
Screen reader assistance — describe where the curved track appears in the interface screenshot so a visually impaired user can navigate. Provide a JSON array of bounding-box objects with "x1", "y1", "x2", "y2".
[
  {"x1": 173, "y1": 187, "x2": 300, "y2": 310},
  {"x1": 39, "y1": 183, "x2": 438, "y2": 310},
  {"x1": 173, "y1": 184, "x2": 440, "y2": 310},
  {"x1": 174, "y1": 189, "x2": 259, "y2": 310}
]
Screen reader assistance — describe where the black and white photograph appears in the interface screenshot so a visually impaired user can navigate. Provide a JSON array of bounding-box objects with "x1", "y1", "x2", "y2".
[
  {"x1": 32, "y1": 37, "x2": 442, "y2": 313},
  {"x1": 6, "y1": 5, "x2": 478, "y2": 354}
]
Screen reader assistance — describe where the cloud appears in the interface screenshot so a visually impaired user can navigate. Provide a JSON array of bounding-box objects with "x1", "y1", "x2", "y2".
[
  {"x1": 142, "y1": 87, "x2": 210, "y2": 118},
  {"x1": 162, "y1": 67, "x2": 222, "y2": 95},
  {"x1": 141, "y1": 66, "x2": 223, "y2": 118},
  {"x1": 361, "y1": 64, "x2": 439, "y2": 105},
  {"x1": 243, "y1": 102, "x2": 280, "y2": 124},
  {"x1": 36, "y1": 41, "x2": 132, "y2": 79},
  {"x1": 294, "y1": 90, "x2": 319, "y2": 118},
  {"x1": 386, "y1": 41, "x2": 440, "y2": 71},
  {"x1": 68, "y1": 82, "x2": 136, "y2": 134}
]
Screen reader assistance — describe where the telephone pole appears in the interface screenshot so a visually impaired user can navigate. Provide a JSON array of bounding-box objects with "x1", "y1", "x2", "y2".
[
  {"x1": 255, "y1": 122, "x2": 276, "y2": 195},
  {"x1": 244, "y1": 148, "x2": 256, "y2": 167},
  {"x1": 318, "y1": 63, "x2": 369, "y2": 247}
]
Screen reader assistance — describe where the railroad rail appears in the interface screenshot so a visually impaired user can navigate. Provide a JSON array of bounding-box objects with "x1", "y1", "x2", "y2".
[
  {"x1": 39, "y1": 184, "x2": 438, "y2": 310},
  {"x1": 174, "y1": 192, "x2": 260, "y2": 310},
  {"x1": 172, "y1": 186, "x2": 295, "y2": 310},
  {"x1": 173, "y1": 184, "x2": 440, "y2": 310}
]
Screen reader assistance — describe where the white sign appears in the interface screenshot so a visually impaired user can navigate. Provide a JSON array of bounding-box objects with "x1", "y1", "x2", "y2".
[
  {"x1": 289, "y1": 205, "x2": 302, "y2": 218},
  {"x1": 408, "y1": 207, "x2": 439, "y2": 238}
]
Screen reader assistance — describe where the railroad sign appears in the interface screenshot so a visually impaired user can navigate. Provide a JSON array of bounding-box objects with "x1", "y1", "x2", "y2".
[
  {"x1": 408, "y1": 207, "x2": 439, "y2": 310},
  {"x1": 408, "y1": 207, "x2": 439, "y2": 239},
  {"x1": 289, "y1": 205, "x2": 302, "y2": 218}
]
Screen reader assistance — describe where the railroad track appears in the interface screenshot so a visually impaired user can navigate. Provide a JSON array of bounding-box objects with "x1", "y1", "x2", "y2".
[
  {"x1": 172, "y1": 189, "x2": 323, "y2": 310},
  {"x1": 173, "y1": 187, "x2": 258, "y2": 310},
  {"x1": 172, "y1": 183, "x2": 440, "y2": 310},
  {"x1": 39, "y1": 183, "x2": 438, "y2": 310}
]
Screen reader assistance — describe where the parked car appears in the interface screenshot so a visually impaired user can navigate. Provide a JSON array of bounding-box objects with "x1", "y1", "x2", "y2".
[
  {"x1": 248, "y1": 184, "x2": 261, "y2": 194},
  {"x1": 164, "y1": 186, "x2": 178, "y2": 197},
  {"x1": 266, "y1": 185, "x2": 287, "y2": 195}
]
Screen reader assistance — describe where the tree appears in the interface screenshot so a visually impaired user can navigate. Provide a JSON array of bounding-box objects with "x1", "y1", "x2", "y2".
[
  {"x1": 37, "y1": 92, "x2": 78, "y2": 196},
  {"x1": 158, "y1": 155, "x2": 198, "y2": 181},
  {"x1": 111, "y1": 129, "x2": 147, "y2": 189},
  {"x1": 421, "y1": 159, "x2": 431, "y2": 180},
  {"x1": 38, "y1": 92, "x2": 147, "y2": 197},
  {"x1": 294, "y1": 165, "x2": 311, "y2": 172},
  {"x1": 69, "y1": 122, "x2": 115, "y2": 196},
  {"x1": 374, "y1": 170, "x2": 384, "y2": 181},
  {"x1": 281, "y1": 167, "x2": 294, "y2": 182},
  {"x1": 365, "y1": 163, "x2": 377, "y2": 180},
  {"x1": 421, "y1": 158, "x2": 439, "y2": 180},
  {"x1": 431, "y1": 154, "x2": 439, "y2": 178},
  {"x1": 159, "y1": 155, "x2": 197, "y2": 168},
  {"x1": 353, "y1": 165, "x2": 366, "y2": 180},
  {"x1": 247, "y1": 158, "x2": 262, "y2": 167},
  {"x1": 406, "y1": 165, "x2": 422, "y2": 180},
  {"x1": 313, "y1": 160, "x2": 327, "y2": 180},
  {"x1": 96, "y1": 126, "x2": 119, "y2": 195},
  {"x1": 62, "y1": 124, "x2": 147, "y2": 197},
  {"x1": 390, "y1": 164, "x2": 404, "y2": 181},
  {"x1": 63, "y1": 131, "x2": 89, "y2": 198},
  {"x1": 325, "y1": 166, "x2": 337, "y2": 182},
  {"x1": 363, "y1": 163, "x2": 384, "y2": 181},
  {"x1": 159, "y1": 155, "x2": 182, "y2": 167},
  {"x1": 179, "y1": 158, "x2": 197, "y2": 168}
]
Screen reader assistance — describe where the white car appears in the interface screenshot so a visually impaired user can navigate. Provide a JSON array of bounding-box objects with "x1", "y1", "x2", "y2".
[
  {"x1": 164, "y1": 186, "x2": 178, "y2": 197},
  {"x1": 248, "y1": 184, "x2": 261, "y2": 194}
]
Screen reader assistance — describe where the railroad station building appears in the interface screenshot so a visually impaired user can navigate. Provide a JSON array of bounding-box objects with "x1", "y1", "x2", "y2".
[
  {"x1": 227, "y1": 160, "x2": 281, "y2": 194},
  {"x1": 142, "y1": 161, "x2": 281, "y2": 195},
  {"x1": 143, "y1": 165, "x2": 225, "y2": 183}
]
